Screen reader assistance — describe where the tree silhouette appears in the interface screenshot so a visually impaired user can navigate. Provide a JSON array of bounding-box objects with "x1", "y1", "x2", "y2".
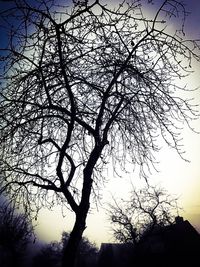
[
  {"x1": 107, "y1": 185, "x2": 179, "y2": 245},
  {"x1": 61, "y1": 232, "x2": 98, "y2": 267},
  {"x1": 0, "y1": 200, "x2": 34, "y2": 267},
  {"x1": 32, "y1": 241, "x2": 62, "y2": 267},
  {"x1": 32, "y1": 232, "x2": 97, "y2": 267},
  {"x1": 0, "y1": 0, "x2": 200, "y2": 266}
]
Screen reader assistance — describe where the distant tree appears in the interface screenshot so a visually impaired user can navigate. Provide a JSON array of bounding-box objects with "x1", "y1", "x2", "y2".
[
  {"x1": 107, "y1": 185, "x2": 179, "y2": 245},
  {"x1": 0, "y1": 0, "x2": 200, "y2": 266},
  {"x1": 32, "y1": 241, "x2": 62, "y2": 267},
  {"x1": 32, "y1": 232, "x2": 97, "y2": 267},
  {"x1": 0, "y1": 200, "x2": 34, "y2": 267}
]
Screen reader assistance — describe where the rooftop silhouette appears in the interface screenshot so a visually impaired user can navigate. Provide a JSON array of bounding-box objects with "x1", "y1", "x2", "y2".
[{"x1": 98, "y1": 217, "x2": 200, "y2": 267}]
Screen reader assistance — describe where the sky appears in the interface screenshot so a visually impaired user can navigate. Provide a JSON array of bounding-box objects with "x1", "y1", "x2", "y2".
[{"x1": 0, "y1": 0, "x2": 200, "y2": 247}]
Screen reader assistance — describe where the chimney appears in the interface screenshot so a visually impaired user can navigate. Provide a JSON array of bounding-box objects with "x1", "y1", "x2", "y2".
[{"x1": 175, "y1": 216, "x2": 184, "y2": 224}]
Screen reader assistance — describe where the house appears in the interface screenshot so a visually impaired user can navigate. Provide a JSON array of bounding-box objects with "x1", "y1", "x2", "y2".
[
  {"x1": 135, "y1": 216, "x2": 200, "y2": 267},
  {"x1": 98, "y1": 217, "x2": 200, "y2": 267}
]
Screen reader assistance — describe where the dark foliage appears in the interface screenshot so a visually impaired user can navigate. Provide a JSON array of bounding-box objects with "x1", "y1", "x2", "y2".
[
  {"x1": 32, "y1": 232, "x2": 98, "y2": 267},
  {"x1": 0, "y1": 200, "x2": 33, "y2": 267}
]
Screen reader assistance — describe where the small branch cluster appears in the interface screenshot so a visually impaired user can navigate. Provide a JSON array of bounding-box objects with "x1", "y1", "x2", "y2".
[{"x1": 107, "y1": 185, "x2": 179, "y2": 244}]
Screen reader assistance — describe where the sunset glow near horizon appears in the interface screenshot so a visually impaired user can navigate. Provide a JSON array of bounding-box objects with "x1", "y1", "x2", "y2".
[{"x1": 0, "y1": 0, "x2": 200, "y2": 247}]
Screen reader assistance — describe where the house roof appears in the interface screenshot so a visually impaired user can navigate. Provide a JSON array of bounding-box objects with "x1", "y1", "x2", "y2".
[
  {"x1": 98, "y1": 217, "x2": 200, "y2": 267},
  {"x1": 139, "y1": 216, "x2": 200, "y2": 253}
]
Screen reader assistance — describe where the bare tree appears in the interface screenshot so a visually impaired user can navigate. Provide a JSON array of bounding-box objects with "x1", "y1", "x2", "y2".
[
  {"x1": 0, "y1": 0, "x2": 199, "y2": 266},
  {"x1": 0, "y1": 200, "x2": 34, "y2": 267},
  {"x1": 107, "y1": 185, "x2": 179, "y2": 245}
]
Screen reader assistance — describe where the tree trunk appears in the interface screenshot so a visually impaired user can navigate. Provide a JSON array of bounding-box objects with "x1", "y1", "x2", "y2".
[
  {"x1": 62, "y1": 180, "x2": 92, "y2": 267},
  {"x1": 62, "y1": 215, "x2": 85, "y2": 267},
  {"x1": 62, "y1": 145, "x2": 103, "y2": 267}
]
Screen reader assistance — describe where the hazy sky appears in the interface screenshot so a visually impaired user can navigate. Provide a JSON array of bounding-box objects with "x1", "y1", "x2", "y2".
[{"x1": 0, "y1": 0, "x2": 200, "y2": 247}]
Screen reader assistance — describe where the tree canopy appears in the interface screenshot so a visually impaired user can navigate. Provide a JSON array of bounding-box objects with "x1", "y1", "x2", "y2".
[
  {"x1": 0, "y1": 0, "x2": 199, "y2": 213},
  {"x1": 0, "y1": 0, "x2": 200, "y2": 266}
]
